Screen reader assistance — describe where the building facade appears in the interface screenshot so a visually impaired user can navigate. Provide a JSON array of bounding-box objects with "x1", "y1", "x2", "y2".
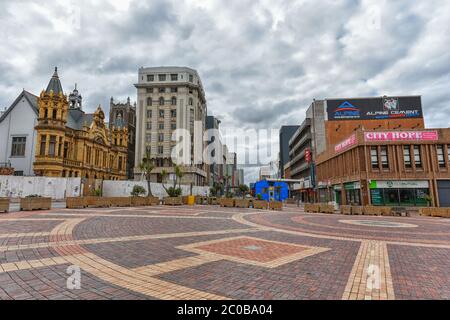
[
  {"x1": 33, "y1": 68, "x2": 128, "y2": 180},
  {"x1": 286, "y1": 96, "x2": 425, "y2": 201},
  {"x1": 316, "y1": 128, "x2": 450, "y2": 207},
  {"x1": 287, "y1": 100, "x2": 326, "y2": 201},
  {"x1": 279, "y1": 125, "x2": 299, "y2": 178},
  {"x1": 134, "y1": 67, "x2": 208, "y2": 185},
  {"x1": 109, "y1": 97, "x2": 136, "y2": 179},
  {"x1": 0, "y1": 90, "x2": 39, "y2": 176},
  {"x1": 205, "y1": 115, "x2": 222, "y2": 186}
]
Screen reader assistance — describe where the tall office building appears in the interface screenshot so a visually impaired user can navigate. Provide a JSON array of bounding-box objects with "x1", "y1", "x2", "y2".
[
  {"x1": 279, "y1": 125, "x2": 300, "y2": 178},
  {"x1": 134, "y1": 67, "x2": 208, "y2": 186}
]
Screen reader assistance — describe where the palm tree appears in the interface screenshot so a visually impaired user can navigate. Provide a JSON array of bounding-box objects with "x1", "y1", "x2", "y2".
[
  {"x1": 161, "y1": 165, "x2": 183, "y2": 196},
  {"x1": 139, "y1": 151, "x2": 154, "y2": 197}
]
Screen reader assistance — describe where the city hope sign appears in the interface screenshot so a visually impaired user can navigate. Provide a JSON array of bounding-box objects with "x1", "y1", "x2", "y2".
[{"x1": 364, "y1": 130, "x2": 439, "y2": 142}]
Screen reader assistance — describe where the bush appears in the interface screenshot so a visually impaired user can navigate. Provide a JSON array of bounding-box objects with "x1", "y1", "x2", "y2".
[
  {"x1": 131, "y1": 185, "x2": 146, "y2": 197},
  {"x1": 93, "y1": 188, "x2": 102, "y2": 197},
  {"x1": 256, "y1": 193, "x2": 263, "y2": 200},
  {"x1": 167, "y1": 187, "x2": 182, "y2": 197}
]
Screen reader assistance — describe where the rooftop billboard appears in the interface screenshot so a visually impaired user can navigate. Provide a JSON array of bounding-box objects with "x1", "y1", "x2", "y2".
[{"x1": 326, "y1": 96, "x2": 422, "y2": 121}]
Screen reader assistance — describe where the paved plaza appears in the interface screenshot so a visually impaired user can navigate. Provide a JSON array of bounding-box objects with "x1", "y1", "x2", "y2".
[{"x1": 0, "y1": 204, "x2": 449, "y2": 300}]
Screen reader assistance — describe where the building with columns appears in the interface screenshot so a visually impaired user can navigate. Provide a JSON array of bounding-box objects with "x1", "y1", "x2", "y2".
[
  {"x1": 134, "y1": 66, "x2": 208, "y2": 186},
  {"x1": 32, "y1": 68, "x2": 128, "y2": 180}
]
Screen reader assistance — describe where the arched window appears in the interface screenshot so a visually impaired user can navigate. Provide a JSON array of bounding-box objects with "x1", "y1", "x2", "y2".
[
  {"x1": 52, "y1": 109, "x2": 57, "y2": 119},
  {"x1": 159, "y1": 97, "x2": 164, "y2": 105},
  {"x1": 147, "y1": 97, "x2": 152, "y2": 106},
  {"x1": 171, "y1": 97, "x2": 177, "y2": 106},
  {"x1": 189, "y1": 98, "x2": 193, "y2": 106}
]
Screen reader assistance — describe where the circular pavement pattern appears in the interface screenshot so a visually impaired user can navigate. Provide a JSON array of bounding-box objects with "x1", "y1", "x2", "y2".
[{"x1": 338, "y1": 219, "x2": 418, "y2": 228}]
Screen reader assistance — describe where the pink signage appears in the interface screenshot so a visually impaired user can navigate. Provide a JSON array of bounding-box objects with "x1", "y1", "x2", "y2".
[
  {"x1": 335, "y1": 134, "x2": 357, "y2": 153},
  {"x1": 364, "y1": 130, "x2": 439, "y2": 142}
]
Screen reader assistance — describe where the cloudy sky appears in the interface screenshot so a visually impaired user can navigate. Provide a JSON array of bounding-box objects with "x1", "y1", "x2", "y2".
[{"x1": 1, "y1": 0, "x2": 449, "y2": 183}]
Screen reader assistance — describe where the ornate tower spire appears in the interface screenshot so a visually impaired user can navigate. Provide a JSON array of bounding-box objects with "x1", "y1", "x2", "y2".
[
  {"x1": 45, "y1": 67, "x2": 63, "y2": 94},
  {"x1": 69, "y1": 83, "x2": 82, "y2": 109}
]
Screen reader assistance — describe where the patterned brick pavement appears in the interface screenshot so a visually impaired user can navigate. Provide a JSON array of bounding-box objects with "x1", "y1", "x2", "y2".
[{"x1": 0, "y1": 204, "x2": 449, "y2": 300}]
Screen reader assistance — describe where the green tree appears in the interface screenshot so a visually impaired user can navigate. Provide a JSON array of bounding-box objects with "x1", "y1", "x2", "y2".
[
  {"x1": 238, "y1": 184, "x2": 249, "y2": 199},
  {"x1": 131, "y1": 185, "x2": 146, "y2": 197},
  {"x1": 139, "y1": 151, "x2": 154, "y2": 197}
]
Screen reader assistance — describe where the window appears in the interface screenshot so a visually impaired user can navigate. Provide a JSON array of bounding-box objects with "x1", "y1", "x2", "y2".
[
  {"x1": 147, "y1": 110, "x2": 152, "y2": 118},
  {"x1": 147, "y1": 75, "x2": 154, "y2": 81},
  {"x1": 403, "y1": 145, "x2": 412, "y2": 168},
  {"x1": 448, "y1": 145, "x2": 450, "y2": 163},
  {"x1": 159, "y1": 122, "x2": 164, "y2": 130},
  {"x1": 171, "y1": 109, "x2": 176, "y2": 118},
  {"x1": 158, "y1": 145, "x2": 164, "y2": 154},
  {"x1": 170, "y1": 87, "x2": 178, "y2": 93},
  {"x1": 118, "y1": 156, "x2": 123, "y2": 171},
  {"x1": 159, "y1": 97, "x2": 165, "y2": 105},
  {"x1": 52, "y1": 109, "x2": 57, "y2": 119},
  {"x1": 437, "y1": 145, "x2": 445, "y2": 168},
  {"x1": 63, "y1": 142, "x2": 69, "y2": 158},
  {"x1": 380, "y1": 146, "x2": 389, "y2": 169},
  {"x1": 189, "y1": 74, "x2": 193, "y2": 82},
  {"x1": 414, "y1": 145, "x2": 422, "y2": 168},
  {"x1": 159, "y1": 109, "x2": 164, "y2": 118},
  {"x1": 171, "y1": 97, "x2": 177, "y2": 106},
  {"x1": 11, "y1": 137, "x2": 26, "y2": 157},
  {"x1": 146, "y1": 134, "x2": 152, "y2": 142},
  {"x1": 158, "y1": 133, "x2": 164, "y2": 142},
  {"x1": 14, "y1": 171, "x2": 24, "y2": 176},
  {"x1": 58, "y1": 137, "x2": 63, "y2": 157},
  {"x1": 48, "y1": 136, "x2": 56, "y2": 156},
  {"x1": 147, "y1": 97, "x2": 152, "y2": 106},
  {"x1": 370, "y1": 146, "x2": 378, "y2": 169},
  {"x1": 159, "y1": 87, "x2": 165, "y2": 93},
  {"x1": 189, "y1": 88, "x2": 193, "y2": 94},
  {"x1": 158, "y1": 74, "x2": 166, "y2": 81},
  {"x1": 189, "y1": 98, "x2": 193, "y2": 106},
  {"x1": 170, "y1": 74, "x2": 178, "y2": 81},
  {"x1": 146, "y1": 87, "x2": 153, "y2": 93},
  {"x1": 171, "y1": 123, "x2": 176, "y2": 130},
  {"x1": 146, "y1": 122, "x2": 152, "y2": 130}
]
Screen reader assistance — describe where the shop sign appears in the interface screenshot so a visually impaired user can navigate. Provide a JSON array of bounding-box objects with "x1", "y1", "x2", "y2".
[
  {"x1": 326, "y1": 96, "x2": 422, "y2": 121},
  {"x1": 334, "y1": 134, "x2": 357, "y2": 153},
  {"x1": 364, "y1": 130, "x2": 438, "y2": 142},
  {"x1": 369, "y1": 180, "x2": 429, "y2": 189},
  {"x1": 305, "y1": 148, "x2": 311, "y2": 163},
  {"x1": 333, "y1": 185, "x2": 342, "y2": 191}
]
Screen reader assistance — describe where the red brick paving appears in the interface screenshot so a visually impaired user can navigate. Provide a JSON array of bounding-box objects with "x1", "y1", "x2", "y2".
[{"x1": 0, "y1": 204, "x2": 449, "y2": 299}]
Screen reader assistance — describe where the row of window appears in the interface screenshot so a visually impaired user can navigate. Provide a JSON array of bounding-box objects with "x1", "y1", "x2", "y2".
[
  {"x1": 146, "y1": 122, "x2": 177, "y2": 130},
  {"x1": 146, "y1": 73, "x2": 194, "y2": 83},
  {"x1": 370, "y1": 145, "x2": 450, "y2": 170},
  {"x1": 146, "y1": 97, "x2": 193, "y2": 106},
  {"x1": 146, "y1": 145, "x2": 165, "y2": 155},
  {"x1": 146, "y1": 109, "x2": 177, "y2": 118}
]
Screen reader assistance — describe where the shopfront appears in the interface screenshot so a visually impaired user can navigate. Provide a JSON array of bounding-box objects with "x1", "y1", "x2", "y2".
[
  {"x1": 369, "y1": 180, "x2": 430, "y2": 207},
  {"x1": 344, "y1": 182, "x2": 361, "y2": 205}
]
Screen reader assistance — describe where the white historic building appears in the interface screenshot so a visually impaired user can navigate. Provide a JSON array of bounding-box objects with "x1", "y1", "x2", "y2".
[{"x1": 0, "y1": 90, "x2": 39, "y2": 176}]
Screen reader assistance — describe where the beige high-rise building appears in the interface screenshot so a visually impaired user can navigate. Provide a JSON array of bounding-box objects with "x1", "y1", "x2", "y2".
[{"x1": 134, "y1": 67, "x2": 208, "y2": 186}]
